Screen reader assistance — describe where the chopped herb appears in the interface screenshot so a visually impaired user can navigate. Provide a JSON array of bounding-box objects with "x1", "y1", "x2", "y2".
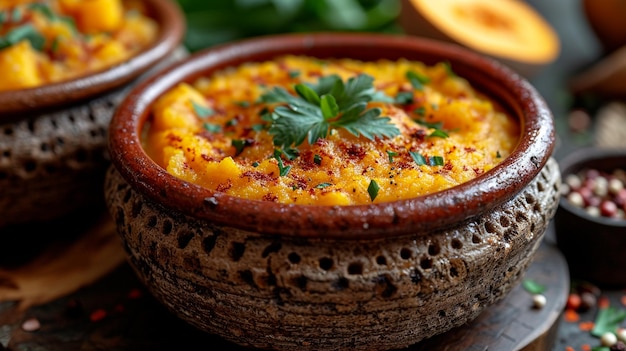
[
  {"x1": 281, "y1": 147, "x2": 299, "y2": 160},
  {"x1": 443, "y1": 61, "x2": 456, "y2": 77},
  {"x1": 496, "y1": 150, "x2": 502, "y2": 158},
  {"x1": 28, "y1": 3, "x2": 55, "y2": 19},
  {"x1": 313, "y1": 154, "x2": 322, "y2": 165},
  {"x1": 367, "y1": 179, "x2": 380, "y2": 201},
  {"x1": 386, "y1": 150, "x2": 398, "y2": 163},
  {"x1": 273, "y1": 149, "x2": 291, "y2": 177},
  {"x1": 591, "y1": 306, "x2": 626, "y2": 337},
  {"x1": 406, "y1": 70, "x2": 430, "y2": 91},
  {"x1": 409, "y1": 151, "x2": 427, "y2": 166},
  {"x1": 522, "y1": 279, "x2": 546, "y2": 294},
  {"x1": 413, "y1": 107, "x2": 426, "y2": 116},
  {"x1": 251, "y1": 124, "x2": 265, "y2": 132},
  {"x1": 226, "y1": 119, "x2": 238, "y2": 126},
  {"x1": 0, "y1": 11, "x2": 6, "y2": 25},
  {"x1": 288, "y1": 70, "x2": 300, "y2": 78},
  {"x1": 234, "y1": 101, "x2": 250, "y2": 108},
  {"x1": 203, "y1": 123, "x2": 222, "y2": 133},
  {"x1": 0, "y1": 24, "x2": 46, "y2": 51},
  {"x1": 414, "y1": 117, "x2": 443, "y2": 130},
  {"x1": 191, "y1": 101, "x2": 214, "y2": 118},
  {"x1": 431, "y1": 103, "x2": 439, "y2": 110},
  {"x1": 252, "y1": 161, "x2": 259, "y2": 167},
  {"x1": 232, "y1": 139, "x2": 246, "y2": 155},
  {"x1": 428, "y1": 129, "x2": 449, "y2": 139},
  {"x1": 429, "y1": 155, "x2": 444, "y2": 166},
  {"x1": 315, "y1": 182, "x2": 332, "y2": 189},
  {"x1": 12, "y1": 8, "x2": 22, "y2": 22},
  {"x1": 50, "y1": 36, "x2": 60, "y2": 52},
  {"x1": 260, "y1": 73, "x2": 399, "y2": 150},
  {"x1": 394, "y1": 91, "x2": 413, "y2": 104}
]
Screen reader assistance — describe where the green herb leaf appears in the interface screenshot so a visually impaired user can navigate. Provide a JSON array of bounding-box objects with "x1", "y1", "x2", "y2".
[
  {"x1": 234, "y1": 100, "x2": 250, "y2": 108},
  {"x1": 409, "y1": 151, "x2": 427, "y2": 166},
  {"x1": 395, "y1": 91, "x2": 413, "y2": 104},
  {"x1": 368, "y1": 179, "x2": 379, "y2": 201},
  {"x1": 232, "y1": 139, "x2": 246, "y2": 155},
  {"x1": 430, "y1": 155, "x2": 444, "y2": 166},
  {"x1": 252, "y1": 161, "x2": 259, "y2": 167},
  {"x1": 413, "y1": 107, "x2": 426, "y2": 116},
  {"x1": 592, "y1": 306, "x2": 626, "y2": 337},
  {"x1": 203, "y1": 123, "x2": 222, "y2": 133},
  {"x1": 273, "y1": 149, "x2": 291, "y2": 176},
  {"x1": 251, "y1": 123, "x2": 265, "y2": 132},
  {"x1": 315, "y1": 182, "x2": 332, "y2": 189},
  {"x1": 0, "y1": 11, "x2": 7, "y2": 25},
  {"x1": 192, "y1": 101, "x2": 214, "y2": 118},
  {"x1": 428, "y1": 129, "x2": 449, "y2": 139},
  {"x1": 386, "y1": 150, "x2": 398, "y2": 163},
  {"x1": 0, "y1": 24, "x2": 45, "y2": 51},
  {"x1": 313, "y1": 154, "x2": 322, "y2": 165},
  {"x1": 496, "y1": 150, "x2": 502, "y2": 158},
  {"x1": 406, "y1": 70, "x2": 430, "y2": 91},
  {"x1": 522, "y1": 279, "x2": 546, "y2": 295},
  {"x1": 262, "y1": 74, "x2": 399, "y2": 150},
  {"x1": 288, "y1": 70, "x2": 300, "y2": 78},
  {"x1": 414, "y1": 117, "x2": 443, "y2": 130}
]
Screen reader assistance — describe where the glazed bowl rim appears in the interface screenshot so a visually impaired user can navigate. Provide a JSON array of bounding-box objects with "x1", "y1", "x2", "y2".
[
  {"x1": 0, "y1": 0, "x2": 185, "y2": 117},
  {"x1": 557, "y1": 146, "x2": 626, "y2": 227},
  {"x1": 108, "y1": 32, "x2": 555, "y2": 239}
]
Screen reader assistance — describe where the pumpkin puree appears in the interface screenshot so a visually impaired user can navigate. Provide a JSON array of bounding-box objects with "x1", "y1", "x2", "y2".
[
  {"x1": 145, "y1": 55, "x2": 519, "y2": 206},
  {"x1": 0, "y1": 0, "x2": 157, "y2": 91}
]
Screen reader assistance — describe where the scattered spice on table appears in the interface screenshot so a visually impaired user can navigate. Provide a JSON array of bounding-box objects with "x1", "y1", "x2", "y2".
[
  {"x1": 21, "y1": 317, "x2": 40, "y2": 332},
  {"x1": 89, "y1": 308, "x2": 107, "y2": 322}
]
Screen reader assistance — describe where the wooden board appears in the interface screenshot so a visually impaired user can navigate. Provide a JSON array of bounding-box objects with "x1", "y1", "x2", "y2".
[{"x1": 0, "y1": 214, "x2": 569, "y2": 351}]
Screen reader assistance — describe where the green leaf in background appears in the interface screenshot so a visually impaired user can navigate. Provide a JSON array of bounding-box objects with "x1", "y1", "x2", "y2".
[
  {"x1": 522, "y1": 279, "x2": 546, "y2": 294},
  {"x1": 591, "y1": 306, "x2": 626, "y2": 337},
  {"x1": 176, "y1": 0, "x2": 401, "y2": 52}
]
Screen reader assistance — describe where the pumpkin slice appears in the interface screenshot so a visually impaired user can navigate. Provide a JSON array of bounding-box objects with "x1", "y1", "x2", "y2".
[{"x1": 399, "y1": 0, "x2": 560, "y2": 77}]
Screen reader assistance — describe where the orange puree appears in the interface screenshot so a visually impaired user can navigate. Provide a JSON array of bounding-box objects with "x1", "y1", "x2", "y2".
[
  {"x1": 0, "y1": 0, "x2": 157, "y2": 91},
  {"x1": 144, "y1": 55, "x2": 519, "y2": 205}
]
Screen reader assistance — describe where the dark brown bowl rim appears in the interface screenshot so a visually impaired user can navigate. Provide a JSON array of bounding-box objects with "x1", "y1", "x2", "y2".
[
  {"x1": 557, "y1": 147, "x2": 626, "y2": 227},
  {"x1": 109, "y1": 32, "x2": 555, "y2": 239},
  {"x1": 0, "y1": 0, "x2": 185, "y2": 116}
]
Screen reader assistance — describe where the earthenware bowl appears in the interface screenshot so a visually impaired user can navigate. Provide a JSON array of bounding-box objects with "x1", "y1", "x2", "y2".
[
  {"x1": 554, "y1": 147, "x2": 626, "y2": 288},
  {"x1": 0, "y1": 0, "x2": 185, "y2": 228},
  {"x1": 104, "y1": 32, "x2": 560, "y2": 350}
]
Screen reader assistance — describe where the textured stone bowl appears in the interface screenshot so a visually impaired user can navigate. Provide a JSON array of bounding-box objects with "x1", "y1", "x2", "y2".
[
  {"x1": 104, "y1": 33, "x2": 560, "y2": 351},
  {"x1": 554, "y1": 147, "x2": 626, "y2": 287},
  {"x1": 0, "y1": 0, "x2": 184, "y2": 228}
]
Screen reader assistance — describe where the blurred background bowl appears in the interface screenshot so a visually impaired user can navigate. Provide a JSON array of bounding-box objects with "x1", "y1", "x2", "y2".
[
  {"x1": 554, "y1": 147, "x2": 626, "y2": 288},
  {"x1": 0, "y1": 0, "x2": 185, "y2": 229}
]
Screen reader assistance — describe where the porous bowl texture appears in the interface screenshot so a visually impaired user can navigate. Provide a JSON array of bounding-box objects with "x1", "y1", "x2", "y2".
[
  {"x1": 0, "y1": 0, "x2": 185, "y2": 228},
  {"x1": 104, "y1": 33, "x2": 560, "y2": 350},
  {"x1": 555, "y1": 147, "x2": 626, "y2": 287}
]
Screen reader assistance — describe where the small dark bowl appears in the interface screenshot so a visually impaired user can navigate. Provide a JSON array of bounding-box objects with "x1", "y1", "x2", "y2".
[
  {"x1": 0, "y1": 0, "x2": 185, "y2": 228},
  {"x1": 555, "y1": 147, "x2": 626, "y2": 287}
]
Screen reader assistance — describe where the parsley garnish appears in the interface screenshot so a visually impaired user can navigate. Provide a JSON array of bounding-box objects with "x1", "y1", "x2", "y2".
[
  {"x1": 395, "y1": 91, "x2": 413, "y2": 105},
  {"x1": 591, "y1": 306, "x2": 626, "y2": 337},
  {"x1": 313, "y1": 154, "x2": 322, "y2": 165},
  {"x1": 232, "y1": 139, "x2": 246, "y2": 155},
  {"x1": 496, "y1": 150, "x2": 502, "y2": 158},
  {"x1": 260, "y1": 74, "x2": 400, "y2": 150},
  {"x1": 234, "y1": 101, "x2": 250, "y2": 108},
  {"x1": 251, "y1": 124, "x2": 265, "y2": 132},
  {"x1": 288, "y1": 70, "x2": 300, "y2": 78},
  {"x1": 522, "y1": 279, "x2": 546, "y2": 295},
  {"x1": 0, "y1": 24, "x2": 45, "y2": 51},
  {"x1": 406, "y1": 70, "x2": 430, "y2": 91},
  {"x1": 410, "y1": 152, "x2": 444, "y2": 166},
  {"x1": 252, "y1": 161, "x2": 259, "y2": 167},
  {"x1": 273, "y1": 149, "x2": 291, "y2": 176},
  {"x1": 428, "y1": 129, "x2": 449, "y2": 139},
  {"x1": 368, "y1": 179, "x2": 380, "y2": 201},
  {"x1": 192, "y1": 101, "x2": 214, "y2": 118},
  {"x1": 203, "y1": 123, "x2": 222, "y2": 133},
  {"x1": 386, "y1": 150, "x2": 398, "y2": 163},
  {"x1": 315, "y1": 182, "x2": 332, "y2": 189}
]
